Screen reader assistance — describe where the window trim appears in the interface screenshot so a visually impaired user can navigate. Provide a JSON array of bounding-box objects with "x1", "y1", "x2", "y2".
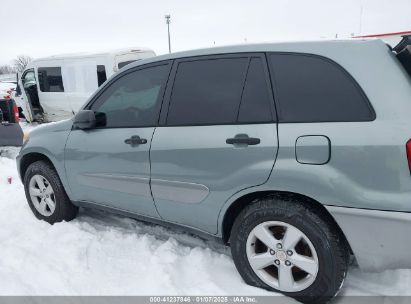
[
  {"x1": 159, "y1": 52, "x2": 277, "y2": 127},
  {"x1": 82, "y1": 60, "x2": 172, "y2": 129},
  {"x1": 267, "y1": 52, "x2": 376, "y2": 123}
]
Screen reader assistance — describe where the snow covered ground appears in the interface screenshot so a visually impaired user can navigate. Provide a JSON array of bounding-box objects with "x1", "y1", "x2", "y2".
[{"x1": 0, "y1": 123, "x2": 410, "y2": 299}]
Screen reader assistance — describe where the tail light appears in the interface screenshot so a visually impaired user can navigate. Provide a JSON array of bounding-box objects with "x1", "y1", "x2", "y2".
[
  {"x1": 406, "y1": 140, "x2": 411, "y2": 173},
  {"x1": 12, "y1": 102, "x2": 19, "y2": 123}
]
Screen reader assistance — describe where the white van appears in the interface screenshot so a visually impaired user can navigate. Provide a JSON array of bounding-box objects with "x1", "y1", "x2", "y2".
[{"x1": 15, "y1": 47, "x2": 156, "y2": 122}]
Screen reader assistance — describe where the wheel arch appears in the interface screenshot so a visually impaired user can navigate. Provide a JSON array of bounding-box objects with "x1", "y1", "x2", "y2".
[
  {"x1": 19, "y1": 152, "x2": 57, "y2": 181},
  {"x1": 221, "y1": 190, "x2": 353, "y2": 254}
]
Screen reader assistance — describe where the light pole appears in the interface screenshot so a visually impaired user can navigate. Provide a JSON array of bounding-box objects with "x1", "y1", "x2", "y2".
[{"x1": 165, "y1": 14, "x2": 171, "y2": 54}]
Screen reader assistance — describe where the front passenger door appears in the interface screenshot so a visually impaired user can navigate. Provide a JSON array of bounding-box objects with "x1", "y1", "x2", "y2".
[{"x1": 64, "y1": 62, "x2": 171, "y2": 217}]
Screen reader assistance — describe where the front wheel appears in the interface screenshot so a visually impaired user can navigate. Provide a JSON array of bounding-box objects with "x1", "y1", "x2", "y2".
[
  {"x1": 230, "y1": 196, "x2": 349, "y2": 303},
  {"x1": 23, "y1": 160, "x2": 78, "y2": 224}
]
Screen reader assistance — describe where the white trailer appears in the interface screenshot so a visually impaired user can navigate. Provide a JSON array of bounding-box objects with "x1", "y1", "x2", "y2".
[{"x1": 15, "y1": 47, "x2": 156, "y2": 122}]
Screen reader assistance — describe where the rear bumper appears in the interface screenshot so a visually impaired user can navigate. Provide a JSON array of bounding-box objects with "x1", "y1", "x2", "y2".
[
  {"x1": 326, "y1": 205, "x2": 411, "y2": 271},
  {"x1": 0, "y1": 123, "x2": 23, "y2": 147}
]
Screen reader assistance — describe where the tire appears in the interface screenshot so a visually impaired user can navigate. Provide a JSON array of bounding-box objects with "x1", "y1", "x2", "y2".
[
  {"x1": 23, "y1": 160, "x2": 78, "y2": 224},
  {"x1": 230, "y1": 195, "x2": 349, "y2": 304}
]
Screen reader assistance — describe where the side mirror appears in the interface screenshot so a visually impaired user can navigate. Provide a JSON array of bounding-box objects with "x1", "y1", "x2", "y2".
[{"x1": 73, "y1": 110, "x2": 96, "y2": 130}]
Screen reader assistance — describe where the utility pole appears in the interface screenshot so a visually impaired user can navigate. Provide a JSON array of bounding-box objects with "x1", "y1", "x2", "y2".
[
  {"x1": 359, "y1": 5, "x2": 363, "y2": 36},
  {"x1": 165, "y1": 14, "x2": 171, "y2": 53}
]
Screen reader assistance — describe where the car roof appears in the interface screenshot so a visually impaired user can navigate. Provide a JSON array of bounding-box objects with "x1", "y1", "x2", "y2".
[
  {"x1": 86, "y1": 37, "x2": 410, "y2": 123},
  {"x1": 122, "y1": 39, "x2": 388, "y2": 71},
  {"x1": 31, "y1": 47, "x2": 155, "y2": 62}
]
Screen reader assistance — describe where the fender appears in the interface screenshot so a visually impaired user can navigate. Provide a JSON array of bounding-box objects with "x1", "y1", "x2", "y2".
[{"x1": 16, "y1": 120, "x2": 74, "y2": 198}]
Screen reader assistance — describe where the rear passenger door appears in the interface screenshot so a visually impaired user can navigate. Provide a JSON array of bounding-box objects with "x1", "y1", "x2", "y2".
[{"x1": 150, "y1": 54, "x2": 278, "y2": 234}]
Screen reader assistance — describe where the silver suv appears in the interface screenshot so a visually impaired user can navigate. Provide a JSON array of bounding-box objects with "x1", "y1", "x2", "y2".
[{"x1": 17, "y1": 38, "x2": 411, "y2": 303}]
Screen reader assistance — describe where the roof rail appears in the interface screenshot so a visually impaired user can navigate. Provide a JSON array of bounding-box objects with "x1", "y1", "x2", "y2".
[{"x1": 393, "y1": 35, "x2": 411, "y2": 53}]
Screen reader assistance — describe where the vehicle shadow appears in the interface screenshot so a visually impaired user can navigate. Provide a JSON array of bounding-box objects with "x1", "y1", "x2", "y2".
[{"x1": 76, "y1": 207, "x2": 231, "y2": 256}]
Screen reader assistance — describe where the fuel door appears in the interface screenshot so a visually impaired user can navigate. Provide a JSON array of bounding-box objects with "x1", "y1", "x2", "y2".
[{"x1": 295, "y1": 135, "x2": 331, "y2": 165}]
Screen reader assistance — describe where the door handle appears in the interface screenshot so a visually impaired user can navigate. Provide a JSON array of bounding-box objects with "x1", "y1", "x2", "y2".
[
  {"x1": 124, "y1": 135, "x2": 147, "y2": 146},
  {"x1": 226, "y1": 134, "x2": 261, "y2": 146}
]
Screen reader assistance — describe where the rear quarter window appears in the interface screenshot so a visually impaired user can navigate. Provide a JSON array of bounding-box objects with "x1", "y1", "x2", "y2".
[{"x1": 269, "y1": 53, "x2": 375, "y2": 123}]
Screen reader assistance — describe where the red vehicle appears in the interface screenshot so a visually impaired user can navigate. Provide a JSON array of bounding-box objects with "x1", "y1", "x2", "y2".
[{"x1": 0, "y1": 82, "x2": 23, "y2": 146}]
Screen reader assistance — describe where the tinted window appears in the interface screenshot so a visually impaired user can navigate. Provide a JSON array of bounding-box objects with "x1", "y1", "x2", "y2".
[
  {"x1": 269, "y1": 53, "x2": 374, "y2": 122},
  {"x1": 91, "y1": 64, "x2": 169, "y2": 128},
  {"x1": 97, "y1": 65, "x2": 107, "y2": 87},
  {"x1": 118, "y1": 60, "x2": 138, "y2": 69},
  {"x1": 167, "y1": 58, "x2": 248, "y2": 125},
  {"x1": 38, "y1": 67, "x2": 64, "y2": 92},
  {"x1": 238, "y1": 58, "x2": 273, "y2": 123}
]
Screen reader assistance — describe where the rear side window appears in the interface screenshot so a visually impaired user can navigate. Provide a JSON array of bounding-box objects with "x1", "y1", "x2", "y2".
[
  {"x1": 238, "y1": 58, "x2": 273, "y2": 123},
  {"x1": 167, "y1": 58, "x2": 247, "y2": 125},
  {"x1": 38, "y1": 67, "x2": 64, "y2": 92},
  {"x1": 269, "y1": 53, "x2": 374, "y2": 122},
  {"x1": 167, "y1": 56, "x2": 273, "y2": 126}
]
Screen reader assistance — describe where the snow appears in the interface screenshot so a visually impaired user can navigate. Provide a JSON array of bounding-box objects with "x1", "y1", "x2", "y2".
[
  {"x1": 0, "y1": 82, "x2": 16, "y2": 91},
  {"x1": 0, "y1": 122, "x2": 410, "y2": 298}
]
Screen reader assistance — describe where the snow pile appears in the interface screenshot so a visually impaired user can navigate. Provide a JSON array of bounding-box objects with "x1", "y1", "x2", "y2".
[
  {"x1": 0, "y1": 123, "x2": 410, "y2": 297},
  {"x1": 0, "y1": 154, "x2": 270, "y2": 295}
]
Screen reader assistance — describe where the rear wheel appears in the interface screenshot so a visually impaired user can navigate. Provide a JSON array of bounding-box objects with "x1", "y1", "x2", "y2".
[
  {"x1": 230, "y1": 196, "x2": 349, "y2": 303},
  {"x1": 23, "y1": 160, "x2": 78, "y2": 223}
]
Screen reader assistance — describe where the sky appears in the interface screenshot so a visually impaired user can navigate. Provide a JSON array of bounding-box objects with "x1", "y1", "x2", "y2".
[{"x1": 1, "y1": 0, "x2": 411, "y2": 66}]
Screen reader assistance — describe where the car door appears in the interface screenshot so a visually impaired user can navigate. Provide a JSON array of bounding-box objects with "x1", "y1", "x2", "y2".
[
  {"x1": 64, "y1": 61, "x2": 171, "y2": 217},
  {"x1": 150, "y1": 54, "x2": 279, "y2": 234},
  {"x1": 36, "y1": 66, "x2": 75, "y2": 121},
  {"x1": 15, "y1": 69, "x2": 36, "y2": 122}
]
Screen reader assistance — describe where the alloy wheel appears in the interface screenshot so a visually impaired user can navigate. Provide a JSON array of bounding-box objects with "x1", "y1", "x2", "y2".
[
  {"x1": 246, "y1": 221, "x2": 319, "y2": 292},
  {"x1": 28, "y1": 174, "x2": 56, "y2": 217}
]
